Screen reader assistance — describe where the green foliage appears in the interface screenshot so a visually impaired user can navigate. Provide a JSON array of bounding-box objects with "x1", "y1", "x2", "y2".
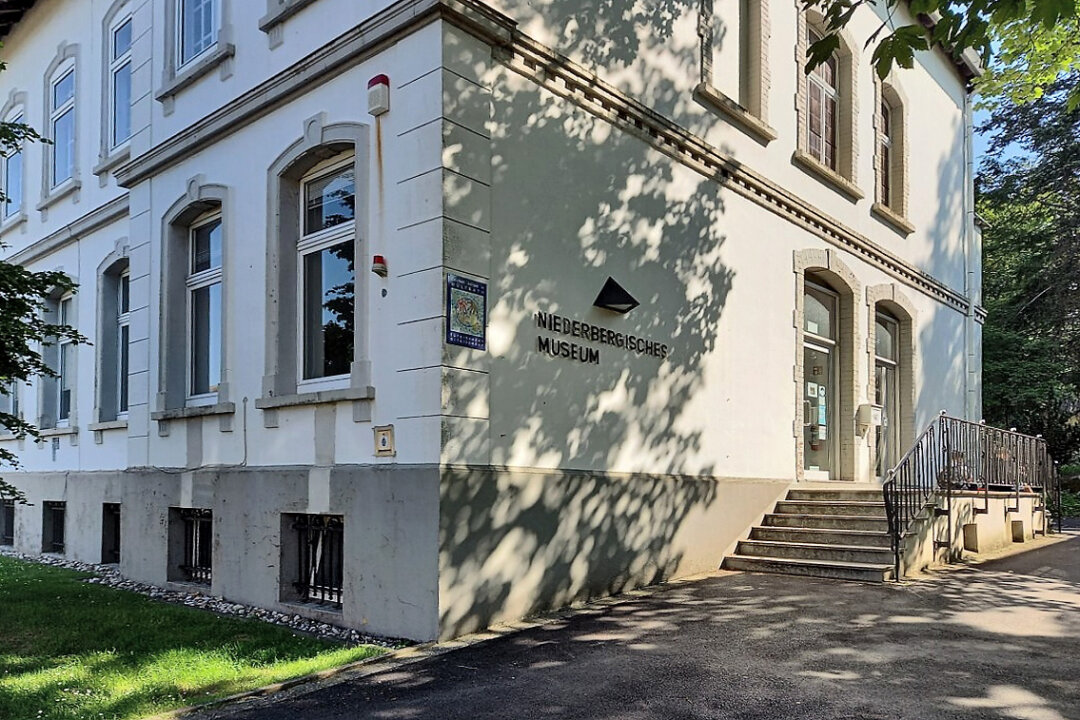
[
  {"x1": 0, "y1": 556, "x2": 387, "y2": 719},
  {"x1": 0, "y1": 52, "x2": 80, "y2": 505},
  {"x1": 801, "y1": 0, "x2": 1079, "y2": 105},
  {"x1": 978, "y1": 74, "x2": 1080, "y2": 464},
  {"x1": 1060, "y1": 490, "x2": 1080, "y2": 517}
]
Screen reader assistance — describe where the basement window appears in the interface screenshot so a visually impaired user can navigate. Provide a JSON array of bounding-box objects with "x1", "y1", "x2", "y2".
[
  {"x1": 42, "y1": 501, "x2": 66, "y2": 554},
  {"x1": 101, "y1": 503, "x2": 121, "y2": 564},
  {"x1": 170, "y1": 507, "x2": 212, "y2": 585},
  {"x1": 282, "y1": 514, "x2": 344, "y2": 608},
  {"x1": 1, "y1": 500, "x2": 14, "y2": 546}
]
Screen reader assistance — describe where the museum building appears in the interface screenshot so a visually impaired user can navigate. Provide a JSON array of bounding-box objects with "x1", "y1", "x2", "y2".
[{"x1": 0, "y1": 0, "x2": 983, "y2": 640}]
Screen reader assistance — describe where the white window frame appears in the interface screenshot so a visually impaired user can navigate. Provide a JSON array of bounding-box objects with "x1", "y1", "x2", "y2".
[
  {"x1": 108, "y1": 13, "x2": 134, "y2": 151},
  {"x1": 0, "y1": 379, "x2": 19, "y2": 420},
  {"x1": 117, "y1": 270, "x2": 131, "y2": 417},
  {"x1": 186, "y1": 212, "x2": 223, "y2": 405},
  {"x1": 880, "y1": 101, "x2": 892, "y2": 207},
  {"x1": 49, "y1": 62, "x2": 76, "y2": 188},
  {"x1": 56, "y1": 295, "x2": 75, "y2": 427},
  {"x1": 296, "y1": 153, "x2": 356, "y2": 392},
  {"x1": 1, "y1": 110, "x2": 24, "y2": 219},
  {"x1": 176, "y1": 0, "x2": 220, "y2": 70}
]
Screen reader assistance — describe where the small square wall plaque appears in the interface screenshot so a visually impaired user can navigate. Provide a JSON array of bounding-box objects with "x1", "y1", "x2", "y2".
[{"x1": 374, "y1": 425, "x2": 396, "y2": 457}]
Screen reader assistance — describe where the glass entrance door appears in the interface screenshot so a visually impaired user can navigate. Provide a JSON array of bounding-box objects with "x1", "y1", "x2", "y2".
[
  {"x1": 875, "y1": 313, "x2": 900, "y2": 479},
  {"x1": 803, "y1": 281, "x2": 839, "y2": 480},
  {"x1": 804, "y1": 344, "x2": 837, "y2": 478}
]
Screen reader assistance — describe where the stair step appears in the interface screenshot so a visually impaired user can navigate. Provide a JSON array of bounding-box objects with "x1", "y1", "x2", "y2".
[
  {"x1": 774, "y1": 500, "x2": 887, "y2": 517},
  {"x1": 787, "y1": 489, "x2": 885, "y2": 502},
  {"x1": 736, "y1": 539, "x2": 893, "y2": 565},
  {"x1": 763, "y1": 513, "x2": 889, "y2": 531},
  {"x1": 749, "y1": 526, "x2": 892, "y2": 548},
  {"x1": 722, "y1": 554, "x2": 894, "y2": 582}
]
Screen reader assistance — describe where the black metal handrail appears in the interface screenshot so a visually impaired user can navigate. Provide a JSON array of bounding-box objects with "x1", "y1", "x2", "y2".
[{"x1": 883, "y1": 413, "x2": 1060, "y2": 579}]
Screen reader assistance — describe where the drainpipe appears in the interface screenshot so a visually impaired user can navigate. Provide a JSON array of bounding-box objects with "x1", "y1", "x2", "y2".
[{"x1": 962, "y1": 88, "x2": 979, "y2": 421}]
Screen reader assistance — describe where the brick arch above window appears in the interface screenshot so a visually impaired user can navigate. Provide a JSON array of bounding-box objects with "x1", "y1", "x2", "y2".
[{"x1": 793, "y1": 14, "x2": 862, "y2": 201}]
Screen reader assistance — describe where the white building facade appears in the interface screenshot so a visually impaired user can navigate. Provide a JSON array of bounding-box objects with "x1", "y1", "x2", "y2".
[{"x1": 0, "y1": 0, "x2": 982, "y2": 641}]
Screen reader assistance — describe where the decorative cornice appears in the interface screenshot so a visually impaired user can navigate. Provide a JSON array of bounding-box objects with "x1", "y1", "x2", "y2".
[
  {"x1": 114, "y1": 0, "x2": 974, "y2": 315},
  {"x1": 6, "y1": 195, "x2": 129, "y2": 266}
]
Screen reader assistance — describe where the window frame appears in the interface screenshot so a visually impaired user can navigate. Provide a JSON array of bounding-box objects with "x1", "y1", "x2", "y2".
[
  {"x1": 56, "y1": 294, "x2": 76, "y2": 426},
  {"x1": 186, "y1": 212, "x2": 224, "y2": 405},
  {"x1": 117, "y1": 270, "x2": 131, "y2": 416},
  {"x1": 296, "y1": 154, "x2": 356, "y2": 391},
  {"x1": 1, "y1": 110, "x2": 24, "y2": 220},
  {"x1": 48, "y1": 62, "x2": 77, "y2": 189},
  {"x1": 879, "y1": 101, "x2": 892, "y2": 207},
  {"x1": 806, "y1": 28, "x2": 838, "y2": 171},
  {"x1": 176, "y1": 0, "x2": 220, "y2": 70},
  {"x1": 108, "y1": 13, "x2": 134, "y2": 151}
]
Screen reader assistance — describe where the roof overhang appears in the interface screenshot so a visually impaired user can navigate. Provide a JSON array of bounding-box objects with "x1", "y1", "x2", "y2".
[{"x1": 0, "y1": 0, "x2": 36, "y2": 40}]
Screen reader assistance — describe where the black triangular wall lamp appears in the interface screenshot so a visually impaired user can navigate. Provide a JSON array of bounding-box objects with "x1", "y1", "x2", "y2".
[{"x1": 593, "y1": 277, "x2": 640, "y2": 314}]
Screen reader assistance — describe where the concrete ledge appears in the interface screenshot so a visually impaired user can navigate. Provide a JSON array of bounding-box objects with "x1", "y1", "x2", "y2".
[
  {"x1": 36, "y1": 177, "x2": 81, "y2": 212},
  {"x1": 259, "y1": 0, "x2": 320, "y2": 32},
  {"x1": 255, "y1": 386, "x2": 375, "y2": 410},
  {"x1": 871, "y1": 202, "x2": 915, "y2": 236},
  {"x1": 155, "y1": 44, "x2": 236, "y2": 103},
  {"x1": 151, "y1": 403, "x2": 236, "y2": 421},
  {"x1": 87, "y1": 420, "x2": 128, "y2": 432},
  {"x1": 92, "y1": 146, "x2": 131, "y2": 178},
  {"x1": 38, "y1": 426, "x2": 78, "y2": 437},
  {"x1": 791, "y1": 150, "x2": 864, "y2": 201},
  {"x1": 692, "y1": 83, "x2": 777, "y2": 144}
]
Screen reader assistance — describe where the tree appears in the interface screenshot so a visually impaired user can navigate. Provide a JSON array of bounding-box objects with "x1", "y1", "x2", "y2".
[
  {"x1": 0, "y1": 57, "x2": 83, "y2": 504},
  {"x1": 978, "y1": 74, "x2": 1080, "y2": 463},
  {"x1": 801, "y1": 0, "x2": 1080, "y2": 105}
]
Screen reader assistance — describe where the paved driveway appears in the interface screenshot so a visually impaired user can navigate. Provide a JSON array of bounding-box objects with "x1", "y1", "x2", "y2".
[{"x1": 204, "y1": 533, "x2": 1080, "y2": 720}]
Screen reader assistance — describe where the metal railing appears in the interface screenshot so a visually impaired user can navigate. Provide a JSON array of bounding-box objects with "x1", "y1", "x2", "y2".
[
  {"x1": 883, "y1": 413, "x2": 1061, "y2": 579},
  {"x1": 293, "y1": 514, "x2": 345, "y2": 607}
]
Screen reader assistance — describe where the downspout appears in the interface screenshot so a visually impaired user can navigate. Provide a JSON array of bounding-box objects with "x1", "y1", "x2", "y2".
[{"x1": 962, "y1": 88, "x2": 979, "y2": 421}]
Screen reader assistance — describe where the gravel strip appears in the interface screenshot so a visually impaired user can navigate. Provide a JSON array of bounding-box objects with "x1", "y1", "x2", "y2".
[{"x1": 0, "y1": 547, "x2": 408, "y2": 649}]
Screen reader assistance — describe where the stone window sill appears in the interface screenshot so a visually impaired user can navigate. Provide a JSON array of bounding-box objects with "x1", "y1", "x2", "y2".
[
  {"x1": 791, "y1": 150, "x2": 864, "y2": 202},
  {"x1": 871, "y1": 202, "x2": 915, "y2": 236},
  {"x1": 88, "y1": 420, "x2": 128, "y2": 432},
  {"x1": 0, "y1": 434, "x2": 17, "y2": 442},
  {"x1": 151, "y1": 402, "x2": 236, "y2": 421},
  {"x1": 39, "y1": 426, "x2": 78, "y2": 437},
  {"x1": 255, "y1": 386, "x2": 375, "y2": 410},
  {"x1": 156, "y1": 44, "x2": 236, "y2": 103},
  {"x1": 279, "y1": 600, "x2": 343, "y2": 625},
  {"x1": 693, "y1": 83, "x2": 777, "y2": 144},
  {"x1": 93, "y1": 146, "x2": 131, "y2": 178},
  {"x1": 0, "y1": 210, "x2": 26, "y2": 236},
  {"x1": 36, "y1": 177, "x2": 81, "y2": 212},
  {"x1": 259, "y1": 0, "x2": 319, "y2": 32}
]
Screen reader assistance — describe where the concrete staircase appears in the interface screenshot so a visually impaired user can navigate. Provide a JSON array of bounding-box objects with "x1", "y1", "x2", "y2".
[{"x1": 722, "y1": 487, "x2": 895, "y2": 582}]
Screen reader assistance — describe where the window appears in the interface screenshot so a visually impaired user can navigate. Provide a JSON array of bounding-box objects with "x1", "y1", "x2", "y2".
[
  {"x1": 117, "y1": 272, "x2": 131, "y2": 414},
  {"x1": 57, "y1": 296, "x2": 75, "y2": 424},
  {"x1": 43, "y1": 501, "x2": 66, "y2": 554},
  {"x1": 188, "y1": 215, "x2": 222, "y2": 399},
  {"x1": 1, "y1": 500, "x2": 13, "y2": 546},
  {"x1": 102, "y1": 503, "x2": 121, "y2": 564},
  {"x1": 171, "y1": 507, "x2": 212, "y2": 584},
  {"x1": 178, "y1": 0, "x2": 218, "y2": 67},
  {"x1": 875, "y1": 311, "x2": 900, "y2": 478},
  {"x1": 299, "y1": 159, "x2": 355, "y2": 382},
  {"x1": 2, "y1": 112, "x2": 23, "y2": 219},
  {"x1": 806, "y1": 28, "x2": 837, "y2": 171},
  {"x1": 109, "y1": 16, "x2": 133, "y2": 148},
  {"x1": 49, "y1": 66, "x2": 76, "y2": 187},
  {"x1": 285, "y1": 514, "x2": 344, "y2": 607},
  {"x1": 880, "y1": 102, "x2": 892, "y2": 206},
  {"x1": 0, "y1": 379, "x2": 19, "y2": 420}
]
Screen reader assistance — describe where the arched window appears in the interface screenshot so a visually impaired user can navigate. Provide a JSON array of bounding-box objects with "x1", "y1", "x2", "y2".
[
  {"x1": 1, "y1": 107, "x2": 24, "y2": 221},
  {"x1": 795, "y1": 18, "x2": 860, "y2": 199},
  {"x1": 806, "y1": 28, "x2": 838, "y2": 170},
  {"x1": 872, "y1": 81, "x2": 913, "y2": 233},
  {"x1": 96, "y1": 253, "x2": 131, "y2": 422},
  {"x1": 259, "y1": 119, "x2": 370, "y2": 421}
]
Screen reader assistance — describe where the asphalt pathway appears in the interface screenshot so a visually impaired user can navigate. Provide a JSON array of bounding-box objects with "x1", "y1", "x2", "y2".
[{"x1": 206, "y1": 532, "x2": 1080, "y2": 720}]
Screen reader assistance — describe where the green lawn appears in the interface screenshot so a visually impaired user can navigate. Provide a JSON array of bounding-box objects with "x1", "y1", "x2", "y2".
[{"x1": 0, "y1": 556, "x2": 388, "y2": 720}]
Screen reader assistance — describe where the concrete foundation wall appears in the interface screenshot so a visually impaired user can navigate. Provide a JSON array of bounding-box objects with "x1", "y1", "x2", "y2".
[
  {"x1": 437, "y1": 467, "x2": 788, "y2": 639},
  {"x1": 901, "y1": 492, "x2": 1047, "y2": 574}
]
